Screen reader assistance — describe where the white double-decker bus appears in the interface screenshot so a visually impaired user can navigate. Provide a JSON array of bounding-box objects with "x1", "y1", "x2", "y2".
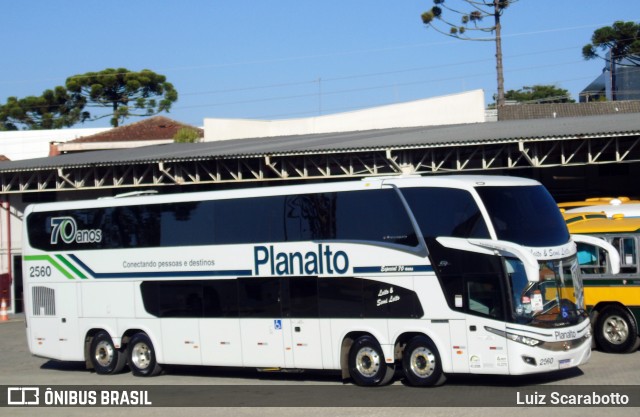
[{"x1": 22, "y1": 175, "x2": 616, "y2": 386}]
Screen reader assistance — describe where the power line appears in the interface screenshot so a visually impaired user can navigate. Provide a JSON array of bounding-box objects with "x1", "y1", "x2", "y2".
[
  {"x1": 3, "y1": 30, "x2": 640, "y2": 117},
  {"x1": 3, "y1": 57, "x2": 627, "y2": 115},
  {"x1": 179, "y1": 42, "x2": 640, "y2": 100},
  {"x1": 1, "y1": 20, "x2": 638, "y2": 88}
]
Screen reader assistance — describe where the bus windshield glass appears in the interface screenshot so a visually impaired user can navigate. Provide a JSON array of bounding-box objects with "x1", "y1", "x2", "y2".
[
  {"x1": 507, "y1": 256, "x2": 586, "y2": 327},
  {"x1": 475, "y1": 185, "x2": 570, "y2": 247}
]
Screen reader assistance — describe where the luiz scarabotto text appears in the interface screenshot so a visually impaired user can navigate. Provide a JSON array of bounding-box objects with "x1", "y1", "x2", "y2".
[{"x1": 516, "y1": 391, "x2": 630, "y2": 406}]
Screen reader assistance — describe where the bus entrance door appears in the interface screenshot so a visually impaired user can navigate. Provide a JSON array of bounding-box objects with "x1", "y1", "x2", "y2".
[
  {"x1": 286, "y1": 318, "x2": 323, "y2": 369},
  {"x1": 282, "y1": 277, "x2": 323, "y2": 370},
  {"x1": 465, "y1": 310, "x2": 509, "y2": 374}
]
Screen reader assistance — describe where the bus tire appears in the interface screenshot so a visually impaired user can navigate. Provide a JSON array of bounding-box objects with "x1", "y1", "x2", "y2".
[
  {"x1": 348, "y1": 335, "x2": 395, "y2": 386},
  {"x1": 128, "y1": 333, "x2": 162, "y2": 376},
  {"x1": 595, "y1": 306, "x2": 639, "y2": 353},
  {"x1": 89, "y1": 331, "x2": 127, "y2": 375},
  {"x1": 402, "y1": 336, "x2": 446, "y2": 387}
]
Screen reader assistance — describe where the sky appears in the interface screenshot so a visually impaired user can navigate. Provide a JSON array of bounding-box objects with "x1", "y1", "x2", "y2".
[{"x1": 1, "y1": 1, "x2": 639, "y2": 128}]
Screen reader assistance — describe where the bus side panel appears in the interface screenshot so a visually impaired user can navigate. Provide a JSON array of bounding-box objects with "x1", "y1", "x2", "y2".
[
  {"x1": 28, "y1": 316, "x2": 60, "y2": 359},
  {"x1": 24, "y1": 278, "x2": 55, "y2": 359},
  {"x1": 161, "y1": 318, "x2": 202, "y2": 366},
  {"x1": 27, "y1": 283, "x2": 83, "y2": 361},
  {"x1": 80, "y1": 281, "x2": 136, "y2": 353},
  {"x1": 200, "y1": 319, "x2": 243, "y2": 366},
  {"x1": 413, "y1": 274, "x2": 452, "y2": 317},
  {"x1": 240, "y1": 318, "x2": 286, "y2": 368},
  {"x1": 81, "y1": 281, "x2": 136, "y2": 318}
]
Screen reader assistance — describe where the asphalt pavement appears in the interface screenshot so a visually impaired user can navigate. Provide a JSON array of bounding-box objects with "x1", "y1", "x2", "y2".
[{"x1": 0, "y1": 314, "x2": 638, "y2": 417}]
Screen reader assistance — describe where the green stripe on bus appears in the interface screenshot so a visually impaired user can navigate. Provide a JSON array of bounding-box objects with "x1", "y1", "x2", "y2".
[
  {"x1": 55, "y1": 254, "x2": 88, "y2": 279},
  {"x1": 24, "y1": 255, "x2": 74, "y2": 280}
]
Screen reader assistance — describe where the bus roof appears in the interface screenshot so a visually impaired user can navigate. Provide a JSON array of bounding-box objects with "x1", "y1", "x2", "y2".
[
  {"x1": 558, "y1": 196, "x2": 639, "y2": 209},
  {"x1": 564, "y1": 212, "x2": 640, "y2": 234},
  {"x1": 25, "y1": 174, "x2": 543, "y2": 213},
  {"x1": 565, "y1": 203, "x2": 640, "y2": 219}
]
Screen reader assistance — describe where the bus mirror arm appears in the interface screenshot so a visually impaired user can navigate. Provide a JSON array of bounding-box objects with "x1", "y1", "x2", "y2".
[
  {"x1": 571, "y1": 234, "x2": 621, "y2": 275},
  {"x1": 436, "y1": 237, "x2": 540, "y2": 282}
]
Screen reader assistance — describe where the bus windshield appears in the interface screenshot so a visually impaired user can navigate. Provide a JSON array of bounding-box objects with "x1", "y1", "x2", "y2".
[
  {"x1": 476, "y1": 185, "x2": 570, "y2": 247},
  {"x1": 507, "y1": 256, "x2": 587, "y2": 327}
]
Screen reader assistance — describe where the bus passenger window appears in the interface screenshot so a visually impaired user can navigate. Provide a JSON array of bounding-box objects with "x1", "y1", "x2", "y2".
[
  {"x1": 335, "y1": 189, "x2": 418, "y2": 246},
  {"x1": 576, "y1": 242, "x2": 607, "y2": 274},
  {"x1": 613, "y1": 237, "x2": 638, "y2": 273},
  {"x1": 401, "y1": 187, "x2": 490, "y2": 239}
]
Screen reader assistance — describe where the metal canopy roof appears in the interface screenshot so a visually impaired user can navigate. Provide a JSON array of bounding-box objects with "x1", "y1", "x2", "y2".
[
  {"x1": 1, "y1": 113, "x2": 639, "y2": 194},
  {"x1": 1, "y1": 113, "x2": 639, "y2": 173}
]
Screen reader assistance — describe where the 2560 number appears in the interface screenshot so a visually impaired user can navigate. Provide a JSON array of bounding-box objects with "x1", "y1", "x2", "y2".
[{"x1": 29, "y1": 265, "x2": 52, "y2": 278}]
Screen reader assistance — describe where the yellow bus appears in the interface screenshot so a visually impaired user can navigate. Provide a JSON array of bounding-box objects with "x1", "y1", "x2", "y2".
[
  {"x1": 558, "y1": 196, "x2": 640, "y2": 210},
  {"x1": 564, "y1": 212, "x2": 640, "y2": 353}
]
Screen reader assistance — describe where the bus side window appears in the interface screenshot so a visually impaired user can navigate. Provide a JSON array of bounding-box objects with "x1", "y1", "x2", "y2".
[
  {"x1": 576, "y1": 242, "x2": 607, "y2": 274},
  {"x1": 401, "y1": 187, "x2": 491, "y2": 239},
  {"x1": 466, "y1": 276, "x2": 503, "y2": 319},
  {"x1": 237, "y1": 278, "x2": 282, "y2": 318},
  {"x1": 612, "y1": 237, "x2": 638, "y2": 274},
  {"x1": 284, "y1": 194, "x2": 334, "y2": 241},
  {"x1": 335, "y1": 189, "x2": 418, "y2": 246}
]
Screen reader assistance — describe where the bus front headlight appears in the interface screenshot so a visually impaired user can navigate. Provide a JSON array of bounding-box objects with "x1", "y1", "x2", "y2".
[
  {"x1": 485, "y1": 326, "x2": 542, "y2": 347},
  {"x1": 505, "y1": 333, "x2": 541, "y2": 347}
]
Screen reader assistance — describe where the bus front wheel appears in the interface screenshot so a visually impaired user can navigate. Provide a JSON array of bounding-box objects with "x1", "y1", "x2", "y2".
[
  {"x1": 595, "y1": 306, "x2": 639, "y2": 353},
  {"x1": 348, "y1": 336, "x2": 395, "y2": 386},
  {"x1": 402, "y1": 336, "x2": 446, "y2": 387},
  {"x1": 128, "y1": 333, "x2": 162, "y2": 376}
]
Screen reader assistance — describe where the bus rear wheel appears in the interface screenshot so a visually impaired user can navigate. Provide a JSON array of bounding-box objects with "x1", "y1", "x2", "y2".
[
  {"x1": 348, "y1": 336, "x2": 395, "y2": 386},
  {"x1": 89, "y1": 331, "x2": 127, "y2": 375},
  {"x1": 128, "y1": 333, "x2": 162, "y2": 376},
  {"x1": 402, "y1": 336, "x2": 446, "y2": 387},
  {"x1": 595, "y1": 306, "x2": 639, "y2": 353}
]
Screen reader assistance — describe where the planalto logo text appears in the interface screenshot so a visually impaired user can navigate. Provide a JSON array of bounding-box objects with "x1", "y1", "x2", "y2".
[
  {"x1": 254, "y1": 244, "x2": 349, "y2": 275},
  {"x1": 50, "y1": 216, "x2": 102, "y2": 245}
]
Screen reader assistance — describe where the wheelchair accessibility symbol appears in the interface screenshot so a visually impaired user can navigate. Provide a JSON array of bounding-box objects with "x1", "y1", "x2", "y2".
[{"x1": 274, "y1": 319, "x2": 282, "y2": 330}]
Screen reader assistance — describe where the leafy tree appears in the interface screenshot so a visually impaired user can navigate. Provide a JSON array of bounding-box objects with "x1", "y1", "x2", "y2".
[
  {"x1": 494, "y1": 85, "x2": 574, "y2": 105},
  {"x1": 583, "y1": 21, "x2": 640, "y2": 67},
  {"x1": 0, "y1": 68, "x2": 178, "y2": 130},
  {"x1": 65, "y1": 68, "x2": 178, "y2": 127},
  {"x1": 173, "y1": 127, "x2": 202, "y2": 143},
  {"x1": 0, "y1": 87, "x2": 88, "y2": 130},
  {"x1": 421, "y1": 0, "x2": 515, "y2": 107}
]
